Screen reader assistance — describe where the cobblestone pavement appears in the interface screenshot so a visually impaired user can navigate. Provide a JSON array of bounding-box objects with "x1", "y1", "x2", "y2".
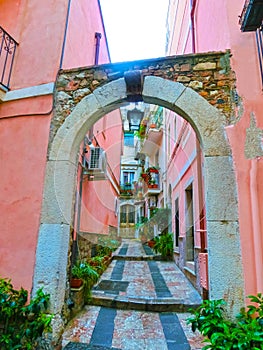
[{"x1": 62, "y1": 239, "x2": 205, "y2": 350}]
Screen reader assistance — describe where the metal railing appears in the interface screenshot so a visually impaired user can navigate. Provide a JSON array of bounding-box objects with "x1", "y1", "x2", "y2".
[
  {"x1": 0, "y1": 26, "x2": 18, "y2": 90},
  {"x1": 256, "y1": 25, "x2": 263, "y2": 90}
]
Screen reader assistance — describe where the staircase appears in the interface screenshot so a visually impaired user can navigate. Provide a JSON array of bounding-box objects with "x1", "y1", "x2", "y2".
[{"x1": 62, "y1": 239, "x2": 203, "y2": 350}]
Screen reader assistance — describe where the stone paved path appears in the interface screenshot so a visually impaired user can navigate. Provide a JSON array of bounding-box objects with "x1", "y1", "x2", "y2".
[{"x1": 62, "y1": 239, "x2": 205, "y2": 350}]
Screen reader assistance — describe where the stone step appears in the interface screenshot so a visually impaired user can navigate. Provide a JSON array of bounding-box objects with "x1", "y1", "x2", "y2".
[
  {"x1": 89, "y1": 293, "x2": 200, "y2": 313},
  {"x1": 112, "y1": 254, "x2": 162, "y2": 261},
  {"x1": 64, "y1": 343, "x2": 121, "y2": 350}
]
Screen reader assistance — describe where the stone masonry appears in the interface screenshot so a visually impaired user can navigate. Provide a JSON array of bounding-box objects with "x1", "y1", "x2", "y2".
[{"x1": 52, "y1": 51, "x2": 238, "y2": 146}]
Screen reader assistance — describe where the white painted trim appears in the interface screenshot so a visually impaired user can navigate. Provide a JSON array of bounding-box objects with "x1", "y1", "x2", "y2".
[{"x1": 2, "y1": 82, "x2": 55, "y2": 102}]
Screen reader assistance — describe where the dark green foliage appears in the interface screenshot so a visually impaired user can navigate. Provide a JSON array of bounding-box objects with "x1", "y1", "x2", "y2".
[
  {"x1": 152, "y1": 233, "x2": 173, "y2": 258},
  {"x1": 187, "y1": 294, "x2": 263, "y2": 349},
  {"x1": 0, "y1": 278, "x2": 52, "y2": 350}
]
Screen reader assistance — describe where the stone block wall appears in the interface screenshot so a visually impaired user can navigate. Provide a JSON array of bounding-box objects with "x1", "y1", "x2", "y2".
[{"x1": 52, "y1": 51, "x2": 237, "y2": 146}]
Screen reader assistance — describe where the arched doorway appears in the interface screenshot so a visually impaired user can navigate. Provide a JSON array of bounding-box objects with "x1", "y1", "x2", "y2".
[{"x1": 33, "y1": 74, "x2": 244, "y2": 335}]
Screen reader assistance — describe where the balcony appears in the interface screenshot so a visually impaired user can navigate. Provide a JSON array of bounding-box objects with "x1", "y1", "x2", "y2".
[
  {"x1": 0, "y1": 26, "x2": 18, "y2": 90},
  {"x1": 140, "y1": 167, "x2": 162, "y2": 195},
  {"x1": 119, "y1": 183, "x2": 134, "y2": 198},
  {"x1": 240, "y1": 0, "x2": 263, "y2": 32},
  {"x1": 140, "y1": 125, "x2": 163, "y2": 156},
  {"x1": 134, "y1": 107, "x2": 164, "y2": 158}
]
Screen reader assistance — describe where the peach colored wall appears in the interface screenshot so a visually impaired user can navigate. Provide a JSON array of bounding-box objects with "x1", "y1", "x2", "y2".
[
  {"x1": 0, "y1": 111, "x2": 51, "y2": 292},
  {"x1": 0, "y1": 0, "x2": 68, "y2": 89},
  {"x1": 167, "y1": 0, "x2": 263, "y2": 296},
  {"x1": 195, "y1": 0, "x2": 263, "y2": 297},
  {"x1": 80, "y1": 109, "x2": 123, "y2": 233},
  {"x1": 94, "y1": 110, "x2": 123, "y2": 180},
  {"x1": 62, "y1": 0, "x2": 110, "y2": 68},
  {"x1": 80, "y1": 180, "x2": 117, "y2": 234},
  {"x1": 0, "y1": 0, "x2": 113, "y2": 293}
]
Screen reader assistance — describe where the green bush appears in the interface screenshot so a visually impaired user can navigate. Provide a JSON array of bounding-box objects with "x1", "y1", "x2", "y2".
[
  {"x1": 187, "y1": 294, "x2": 263, "y2": 349},
  {"x1": 152, "y1": 233, "x2": 173, "y2": 258},
  {"x1": 0, "y1": 278, "x2": 52, "y2": 349}
]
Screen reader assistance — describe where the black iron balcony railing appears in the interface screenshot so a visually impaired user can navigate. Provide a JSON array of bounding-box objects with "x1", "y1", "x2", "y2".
[
  {"x1": 256, "y1": 25, "x2": 263, "y2": 89},
  {"x1": 0, "y1": 26, "x2": 18, "y2": 90},
  {"x1": 240, "y1": 0, "x2": 263, "y2": 32}
]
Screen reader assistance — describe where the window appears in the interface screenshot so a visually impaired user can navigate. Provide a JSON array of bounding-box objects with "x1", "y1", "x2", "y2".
[
  {"x1": 123, "y1": 171, "x2": 135, "y2": 186},
  {"x1": 120, "y1": 205, "x2": 135, "y2": 226}
]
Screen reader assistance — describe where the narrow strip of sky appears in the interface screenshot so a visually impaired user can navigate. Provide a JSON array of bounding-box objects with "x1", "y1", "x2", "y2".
[{"x1": 100, "y1": 0, "x2": 169, "y2": 63}]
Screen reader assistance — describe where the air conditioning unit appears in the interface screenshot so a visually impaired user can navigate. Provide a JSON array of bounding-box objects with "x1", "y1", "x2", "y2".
[{"x1": 88, "y1": 147, "x2": 107, "y2": 172}]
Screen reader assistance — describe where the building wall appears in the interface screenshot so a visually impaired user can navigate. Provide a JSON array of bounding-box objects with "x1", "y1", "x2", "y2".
[
  {"x1": 167, "y1": 0, "x2": 263, "y2": 296},
  {"x1": 164, "y1": 105, "x2": 204, "y2": 291},
  {"x1": 62, "y1": 0, "x2": 110, "y2": 68},
  {"x1": 0, "y1": 0, "x2": 115, "y2": 293},
  {"x1": 80, "y1": 110, "x2": 123, "y2": 234}
]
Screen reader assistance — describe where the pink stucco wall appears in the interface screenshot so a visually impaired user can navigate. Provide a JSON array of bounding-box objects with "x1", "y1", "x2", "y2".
[
  {"x1": 167, "y1": 0, "x2": 263, "y2": 296},
  {"x1": 166, "y1": 111, "x2": 204, "y2": 250}
]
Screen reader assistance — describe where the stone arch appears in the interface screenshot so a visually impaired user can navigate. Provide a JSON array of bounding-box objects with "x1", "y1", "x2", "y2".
[{"x1": 33, "y1": 76, "x2": 244, "y2": 330}]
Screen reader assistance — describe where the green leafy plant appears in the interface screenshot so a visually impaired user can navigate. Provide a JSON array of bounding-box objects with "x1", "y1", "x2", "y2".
[
  {"x1": 96, "y1": 237, "x2": 121, "y2": 257},
  {"x1": 0, "y1": 277, "x2": 53, "y2": 349},
  {"x1": 88, "y1": 256, "x2": 107, "y2": 274},
  {"x1": 71, "y1": 261, "x2": 99, "y2": 290},
  {"x1": 134, "y1": 123, "x2": 147, "y2": 140},
  {"x1": 152, "y1": 233, "x2": 173, "y2": 258},
  {"x1": 187, "y1": 294, "x2": 263, "y2": 349}
]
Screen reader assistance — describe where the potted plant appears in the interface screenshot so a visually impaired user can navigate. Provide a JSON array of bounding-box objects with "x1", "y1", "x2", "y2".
[
  {"x1": 71, "y1": 261, "x2": 99, "y2": 290},
  {"x1": 146, "y1": 166, "x2": 159, "y2": 174},
  {"x1": 148, "y1": 179, "x2": 158, "y2": 188}
]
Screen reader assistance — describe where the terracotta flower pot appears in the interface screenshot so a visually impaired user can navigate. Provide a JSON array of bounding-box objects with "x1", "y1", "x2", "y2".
[{"x1": 70, "y1": 278, "x2": 83, "y2": 288}]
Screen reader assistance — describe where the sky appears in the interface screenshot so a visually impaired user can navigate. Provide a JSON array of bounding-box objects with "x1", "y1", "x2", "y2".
[{"x1": 99, "y1": 0, "x2": 170, "y2": 63}]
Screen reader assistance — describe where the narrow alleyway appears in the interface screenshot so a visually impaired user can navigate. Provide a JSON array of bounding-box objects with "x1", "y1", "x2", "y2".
[{"x1": 62, "y1": 239, "x2": 205, "y2": 350}]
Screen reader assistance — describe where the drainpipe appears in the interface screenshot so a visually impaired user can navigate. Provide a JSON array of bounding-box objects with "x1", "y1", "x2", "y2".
[
  {"x1": 190, "y1": 0, "x2": 197, "y2": 53},
  {"x1": 95, "y1": 32, "x2": 102, "y2": 65}
]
